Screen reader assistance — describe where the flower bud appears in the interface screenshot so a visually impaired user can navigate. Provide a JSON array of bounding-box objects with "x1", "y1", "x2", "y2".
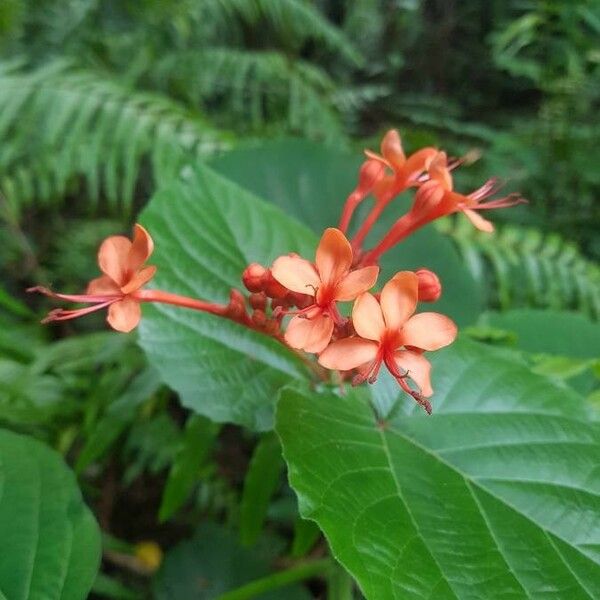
[
  {"x1": 249, "y1": 292, "x2": 267, "y2": 311},
  {"x1": 356, "y1": 159, "x2": 386, "y2": 195},
  {"x1": 227, "y1": 289, "x2": 247, "y2": 319},
  {"x1": 263, "y1": 272, "x2": 288, "y2": 299},
  {"x1": 242, "y1": 263, "x2": 267, "y2": 292},
  {"x1": 416, "y1": 269, "x2": 442, "y2": 302},
  {"x1": 251, "y1": 309, "x2": 267, "y2": 327}
]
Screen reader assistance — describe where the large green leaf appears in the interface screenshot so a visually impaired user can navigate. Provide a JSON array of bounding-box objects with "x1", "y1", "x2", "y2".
[
  {"x1": 139, "y1": 165, "x2": 315, "y2": 430},
  {"x1": 276, "y1": 339, "x2": 600, "y2": 599},
  {"x1": 211, "y1": 138, "x2": 483, "y2": 325},
  {"x1": 0, "y1": 429, "x2": 101, "y2": 600}
]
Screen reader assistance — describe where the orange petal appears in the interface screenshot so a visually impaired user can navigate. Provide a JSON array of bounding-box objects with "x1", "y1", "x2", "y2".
[
  {"x1": 380, "y1": 272, "x2": 418, "y2": 331},
  {"x1": 401, "y1": 312, "x2": 457, "y2": 351},
  {"x1": 98, "y1": 235, "x2": 131, "y2": 286},
  {"x1": 284, "y1": 312, "x2": 334, "y2": 353},
  {"x1": 335, "y1": 266, "x2": 379, "y2": 301},
  {"x1": 127, "y1": 224, "x2": 155, "y2": 272},
  {"x1": 402, "y1": 147, "x2": 438, "y2": 182},
  {"x1": 352, "y1": 292, "x2": 385, "y2": 341},
  {"x1": 463, "y1": 209, "x2": 494, "y2": 233},
  {"x1": 86, "y1": 275, "x2": 121, "y2": 296},
  {"x1": 318, "y1": 337, "x2": 379, "y2": 371},
  {"x1": 121, "y1": 265, "x2": 157, "y2": 295},
  {"x1": 393, "y1": 350, "x2": 433, "y2": 397},
  {"x1": 428, "y1": 152, "x2": 452, "y2": 191},
  {"x1": 315, "y1": 228, "x2": 352, "y2": 286},
  {"x1": 380, "y1": 129, "x2": 405, "y2": 171},
  {"x1": 107, "y1": 297, "x2": 141, "y2": 332},
  {"x1": 272, "y1": 255, "x2": 320, "y2": 295}
]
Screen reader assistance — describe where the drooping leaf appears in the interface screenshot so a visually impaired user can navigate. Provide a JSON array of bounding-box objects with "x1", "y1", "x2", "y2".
[
  {"x1": 138, "y1": 164, "x2": 316, "y2": 431},
  {"x1": 276, "y1": 339, "x2": 600, "y2": 599},
  {"x1": 159, "y1": 415, "x2": 220, "y2": 522},
  {"x1": 211, "y1": 138, "x2": 483, "y2": 325},
  {"x1": 240, "y1": 431, "x2": 284, "y2": 546},
  {"x1": 0, "y1": 429, "x2": 101, "y2": 600}
]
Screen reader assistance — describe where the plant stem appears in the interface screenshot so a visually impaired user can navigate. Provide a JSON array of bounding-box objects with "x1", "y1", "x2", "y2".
[{"x1": 216, "y1": 558, "x2": 331, "y2": 600}]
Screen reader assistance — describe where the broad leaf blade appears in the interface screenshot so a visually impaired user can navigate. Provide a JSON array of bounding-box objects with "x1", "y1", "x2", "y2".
[
  {"x1": 139, "y1": 165, "x2": 316, "y2": 430},
  {"x1": 0, "y1": 429, "x2": 101, "y2": 600},
  {"x1": 276, "y1": 340, "x2": 600, "y2": 599}
]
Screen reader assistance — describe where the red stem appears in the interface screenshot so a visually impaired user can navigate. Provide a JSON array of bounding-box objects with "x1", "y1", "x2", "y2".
[{"x1": 133, "y1": 289, "x2": 228, "y2": 316}]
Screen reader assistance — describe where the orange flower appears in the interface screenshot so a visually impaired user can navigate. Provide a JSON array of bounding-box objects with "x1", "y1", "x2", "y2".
[
  {"x1": 364, "y1": 129, "x2": 438, "y2": 201},
  {"x1": 412, "y1": 151, "x2": 525, "y2": 232},
  {"x1": 350, "y1": 130, "x2": 438, "y2": 249},
  {"x1": 271, "y1": 228, "x2": 379, "y2": 353},
  {"x1": 30, "y1": 224, "x2": 156, "y2": 332},
  {"x1": 318, "y1": 271, "x2": 457, "y2": 413}
]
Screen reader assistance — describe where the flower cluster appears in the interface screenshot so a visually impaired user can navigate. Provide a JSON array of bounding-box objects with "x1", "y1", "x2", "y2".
[{"x1": 30, "y1": 129, "x2": 525, "y2": 413}]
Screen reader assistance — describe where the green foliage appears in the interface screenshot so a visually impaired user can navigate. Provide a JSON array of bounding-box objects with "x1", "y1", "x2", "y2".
[
  {"x1": 0, "y1": 428, "x2": 101, "y2": 599},
  {"x1": 277, "y1": 339, "x2": 600, "y2": 599},
  {"x1": 0, "y1": 61, "x2": 227, "y2": 217},
  {"x1": 240, "y1": 432, "x2": 284, "y2": 546},
  {"x1": 159, "y1": 415, "x2": 220, "y2": 522},
  {"x1": 153, "y1": 522, "x2": 312, "y2": 599},
  {"x1": 138, "y1": 164, "x2": 314, "y2": 431},
  {"x1": 437, "y1": 217, "x2": 600, "y2": 319}
]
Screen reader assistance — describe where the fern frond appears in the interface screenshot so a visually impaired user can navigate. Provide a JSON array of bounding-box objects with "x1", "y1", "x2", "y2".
[
  {"x1": 156, "y1": 49, "x2": 345, "y2": 141},
  {"x1": 436, "y1": 217, "x2": 600, "y2": 319},
  {"x1": 0, "y1": 61, "x2": 229, "y2": 217},
  {"x1": 202, "y1": 0, "x2": 362, "y2": 65}
]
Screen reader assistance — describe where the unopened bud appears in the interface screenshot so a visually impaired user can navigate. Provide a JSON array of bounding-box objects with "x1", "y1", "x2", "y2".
[
  {"x1": 249, "y1": 292, "x2": 267, "y2": 311},
  {"x1": 242, "y1": 263, "x2": 267, "y2": 292},
  {"x1": 263, "y1": 272, "x2": 288, "y2": 299},
  {"x1": 356, "y1": 159, "x2": 385, "y2": 195},
  {"x1": 251, "y1": 309, "x2": 267, "y2": 327},
  {"x1": 227, "y1": 289, "x2": 247, "y2": 319},
  {"x1": 416, "y1": 269, "x2": 442, "y2": 302}
]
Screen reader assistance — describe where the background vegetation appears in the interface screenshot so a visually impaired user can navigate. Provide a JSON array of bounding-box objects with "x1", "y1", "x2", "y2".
[{"x1": 0, "y1": 1, "x2": 599, "y2": 598}]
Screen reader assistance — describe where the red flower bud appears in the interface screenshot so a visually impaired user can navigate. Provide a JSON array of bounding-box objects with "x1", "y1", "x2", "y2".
[
  {"x1": 249, "y1": 292, "x2": 267, "y2": 310},
  {"x1": 242, "y1": 263, "x2": 267, "y2": 292},
  {"x1": 356, "y1": 159, "x2": 386, "y2": 195},
  {"x1": 227, "y1": 289, "x2": 247, "y2": 319},
  {"x1": 416, "y1": 269, "x2": 442, "y2": 302},
  {"x1": 251, "y1": 309, "x2": 267, "y2": 327},
  {"x1": 263, "y1": 272, "x2": 288, "y2": 299}
]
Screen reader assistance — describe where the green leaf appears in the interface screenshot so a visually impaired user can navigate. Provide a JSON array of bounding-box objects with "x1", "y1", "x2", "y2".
[
  {"x1": 480, "y1": 309, "x2": 600, "y2": 359},
  {"x1": 139, "y1": 164, "x2": 315, "y2": 431},
  {"x1": 159, "y1": 415, "x2": 220, "y2": 522},
  {"x1": 211, "y1": 139, "x2": 483, "y2": 326},
  {"x1": 291, "y1": 517, "x2": 321, "y2": 558},
  {"x1": 240, "y1": 432, "x2": 284, "y2": 546},
  {"x1": 276, "y1": 339, "x2": 600, "y2": 599},
  {"x1": 0, "y1": 429, "x2": 101, "y2": 599}
]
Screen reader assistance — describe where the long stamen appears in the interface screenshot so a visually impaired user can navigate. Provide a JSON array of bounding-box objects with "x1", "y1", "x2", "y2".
[
  {"x1": 386, "y1": 358, "x2": 432, "y2": 415},
  {"x1": 28, "y1": 285, "x2": 121, "y2": 303},
  {"x1": 41, "y1": 299, "x2": 117, "y2": 323}
]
